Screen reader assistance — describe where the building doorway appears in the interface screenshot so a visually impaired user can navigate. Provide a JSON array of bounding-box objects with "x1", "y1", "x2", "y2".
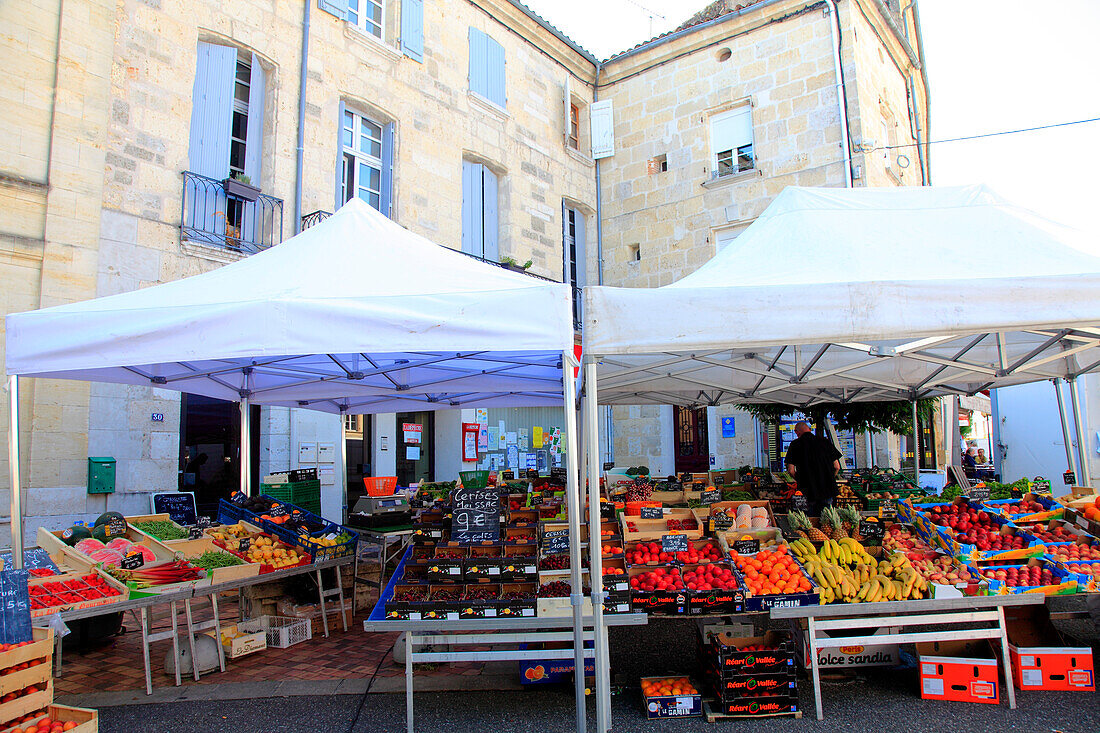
[
  {"x1": 674, "y1": 406, "x2": 710, "y2": 474},
  {"x1": 179, "y1": 394, "x2": 259, "y2": 517},
  {"x1": 344, "y1": 414, "x2": 371, "y2": 513},
  {"x1": 396, "y1": 411, "x2": 434, "y2": 485}
]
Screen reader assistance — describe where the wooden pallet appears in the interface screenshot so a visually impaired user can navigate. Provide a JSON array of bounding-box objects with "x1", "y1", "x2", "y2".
[{"x1": 702, "y1": 699, "x2": 802, "y2": 722}]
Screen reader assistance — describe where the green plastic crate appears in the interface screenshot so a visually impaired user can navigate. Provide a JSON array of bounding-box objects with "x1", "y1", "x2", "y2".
[{"x1": 262, "y1": 479, "x2": 321, "y2": 507}]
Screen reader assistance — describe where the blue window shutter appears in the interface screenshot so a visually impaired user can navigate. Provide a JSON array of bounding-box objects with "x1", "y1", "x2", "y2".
[
  {"x1": 401, "y1": 0, "x2": 424, "y2": 62},
  {"x1": 380, "y1": 122, "x2": 394, "y2": 218},
  {"x1": 461, "y1": 160, "x2": 481, "y2": 255},
  {"x1": 317, "y1": 0, "x2": 345, "y2": 18},
  {"x1": 188, "y1": 42, "x2": 236, "y2": 179},
  {"x1": 573, "y1": 210, "x2": 585, "y2": 288},
  {"x1": 468, "y1": 28, "x2": 488, "y2": 98},
  {"x1": 243, "y1": 55, "x2": 265, "y2": 184},
  {"x1": 486, "y1": 35, "x2": 505, "y2": 107},
  {"x1": 335, "y1": 100, "x2": 346, "y2": 211},
  {"x1": 561, "y1": 201, "x2": 569, "y2": 282},
  {"x1": 482, "y1": 167, "x2": 498, "y2": 262}
]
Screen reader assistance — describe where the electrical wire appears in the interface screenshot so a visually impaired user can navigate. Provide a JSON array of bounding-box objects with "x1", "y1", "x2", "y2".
[
  {"x1": 866, "y1": 116, "x2": 1100, "y2": 153},
  {"x1": 344, "y1": 634, "x2": 393, "y2": 733}
]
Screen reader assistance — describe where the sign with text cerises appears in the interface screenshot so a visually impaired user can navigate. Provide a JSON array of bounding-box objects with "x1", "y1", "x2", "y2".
[
  {"x1": 153, "y1": 492, "x2": 198, "y2": 526},
  {"x1": 543, "y1": 529, "x2": 569, "y2": 555},
  {"x1": 451, "y1": 485, "x2": 501, "y2": 544}
]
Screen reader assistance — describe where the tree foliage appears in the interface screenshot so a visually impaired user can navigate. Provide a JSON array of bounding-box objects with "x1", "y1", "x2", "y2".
[{"x1": 741, "y1": 399, "x2": 935, "y2": 435}]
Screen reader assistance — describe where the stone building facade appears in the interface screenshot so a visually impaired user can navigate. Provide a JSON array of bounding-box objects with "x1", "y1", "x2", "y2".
[
  {"x1": 1, "y1": 0, "x2": 934, "y2": 544},
  {"x1": 594, "y1": 0, "x2": 931, "y2": 475},
  {"x1": 0, "y1": 0, "x2": 598, "y2": 542}
]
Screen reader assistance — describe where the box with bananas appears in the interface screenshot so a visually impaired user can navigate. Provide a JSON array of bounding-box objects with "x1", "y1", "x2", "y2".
[{"x1": 788, "y1": 536, "x2": 928, "y2": 604}]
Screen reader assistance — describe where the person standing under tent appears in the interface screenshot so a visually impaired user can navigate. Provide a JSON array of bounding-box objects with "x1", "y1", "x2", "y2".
[{"x1": 784, "y1": 422, "x2": 842, "y2": 516}]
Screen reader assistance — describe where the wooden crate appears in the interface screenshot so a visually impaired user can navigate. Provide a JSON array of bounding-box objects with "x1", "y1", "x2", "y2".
[
  {"x1": 126, "y1": 513, "x2": 191, "y2": 545},
  {"x1": 26, "y1": 704, "x2": 99, "y2": 733},
  {"x1": 169, "y1": 538, "x2": 261, "y2": 584},
  {"x1": 0, "y1": 679, "x2": 52, "y2": 729},
  {"x1": 212, "y1": 623, "x2": 267, "y2": 659}
]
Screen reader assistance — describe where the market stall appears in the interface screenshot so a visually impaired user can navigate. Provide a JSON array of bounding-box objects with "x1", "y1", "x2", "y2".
[
  {"x1": 4, "y1": 199, "x2": 593, "y2": 730},
  {"x1": 580, "y1": 185, "x2": 1100, "y2": 727}
]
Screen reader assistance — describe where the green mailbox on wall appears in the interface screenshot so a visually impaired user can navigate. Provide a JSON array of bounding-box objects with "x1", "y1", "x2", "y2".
[{"x1": 88, "y1": 457, "x2": 116, "y2": 494}]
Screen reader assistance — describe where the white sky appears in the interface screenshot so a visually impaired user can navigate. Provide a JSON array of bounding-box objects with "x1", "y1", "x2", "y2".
[{"x1": 523, "y1": 0, "x2": 1100, "y2": 232}]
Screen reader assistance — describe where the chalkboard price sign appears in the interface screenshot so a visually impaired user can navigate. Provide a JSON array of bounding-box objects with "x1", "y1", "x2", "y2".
[
  {"x1": 640, "y1": 506, "x2": 663, "y2": 519},
  {"x1": 451, "y1": 484, "x2": 501, "y2": 544},
  {"x1": 152, "y1": 492, "x2": 198, "y2": 526},
  {"x1": 878, "y1": 498, "x2": 896, "y2": 517},
  {"x1": 858, "y1": 520, "x2": 885, "y2": 542},
  {"x1": 1010, "y1": 487, "x2": 1023, "y2": 499},
  {"x1": 230, "y1": 491, "x2": 248, "y2": 506},
  {"x1": 121, "y1": 552, "x2": 145, "y2": 570},
  {"x1": 1063, "y1": 470, "x2": 1076, "y2": 485},
  {"x1": 188, "y1": 525, "x2": 204, "y2": 540},
  {"x1": 713, "y1": 474, "x2": 725, "y2": 485},
  {"x1": 1033, "y1": 478, "x2": 1051, "y2": 492},
  {"x1": 104, "y1": 516, "x2": 128, "y2": 539},
  {"x1": 543, "y1": 529, "x2": 569, "y2": 555},
  {"x1": 501, "y1": 470, "x2": 514, "y2": 481},
  {"x1": 238, "y1": 538, "x2": 252, "y2": 553},
  {"x1": 0, "y1": 569, "x2": 32, "y2": 645},
  {"x1": 526, "y1": 469, "x2": 539, "y2": 480},
  {"x1": 0, "y1": 549, "x2": 58, "y2": 574},
  {"x1": 967, "y1": 485, "x2": 990, "y2": 501},
  {"x1": 550, "y1": 467, "x2": 567, "y2": 483},
  {"x1": 789, "y1": 494, "x2": 810, "y2": 513},
  {"x1": 603, "y1": 462, "x2": 615, "y2": 471},
  {"x1": 701, "y1": 489, "x2": 721, "y2": 506},
  {"x1": 661, "y1": 534, "x2": 689, "y2": 553},
  {"x1": 733, "y1": 538, "x2": 760, "y2": 555},
  {"x1": 692, "y1": 481, "x2": 707, "y2": 493},
  {"x1": 269, "y1": 504, "x2": 288, "y2": 518}
]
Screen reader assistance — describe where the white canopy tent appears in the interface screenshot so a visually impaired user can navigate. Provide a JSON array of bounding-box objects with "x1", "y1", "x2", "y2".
[
  {"x1": 578, "y1": 185, "x2": 1100, "y2": 728},
  {"x1": 4, "y1": 199, "x2": 593, "y2": 731}
]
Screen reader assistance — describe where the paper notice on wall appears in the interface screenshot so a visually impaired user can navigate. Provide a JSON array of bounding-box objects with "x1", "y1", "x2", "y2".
[
  {"x1": 406, "y1": 446, "x2": 421, "y2": 460},
  {"x1": 525, "y1": 453, "x2": 537, "y2": 469},
  {"x1": 475, "y1": 408, "x2": 488, "y2": 426},
  {"x1": 478, "y1": 425, "x2": 489, "y2": 451},
  {"x1": 464, "y1": 431, "x2": 477, "y2": 462},
  {"x1": 478, "y1": 455, "x2": 490, "y2": 470},
  {"x1": 487, "y1": 426, "x2": 501, "y2": 449},
  {"x1": 532, "y1": 427, "x2": 543, "y2": 448},
  {"x1": 518, "y1": 428, "x2": 529, "y2": 451},
  {"x1": 489, "y1": 453, "x2": 503, "y2": 470},
  {"x1": 505, "y1": 431, "x2": 517, "y2": 447},
  {"x1": 318, "y1": 465, "x2": 336, "y2": 485},
  {"x1": 507, "y1": 445, "x2": 519, "y2": 469},
  {"x1": 402, "y1": 423, "x2": 423, "y2": 444}
]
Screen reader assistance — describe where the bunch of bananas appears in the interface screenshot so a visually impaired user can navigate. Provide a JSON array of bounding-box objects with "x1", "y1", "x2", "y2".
[{"x1": 790, "y1": 537, "x2": 928, "y2": 604}]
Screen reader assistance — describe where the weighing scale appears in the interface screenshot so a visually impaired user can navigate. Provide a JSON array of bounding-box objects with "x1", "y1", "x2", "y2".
[{"x1": 347, "y1": 492, "x2": 412, "y2": 528}]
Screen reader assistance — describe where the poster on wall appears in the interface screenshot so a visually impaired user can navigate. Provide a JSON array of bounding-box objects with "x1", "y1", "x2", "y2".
[
  {"x1": 721, "y1": 417, "x2": 736, "y2": 438},
  {"x1": 532, "y1": 426, "x2": 543, "y2": 448},
  {"x1": 475, "y1": 408, "x2": 488, "y2": 425},
  {"x1": 462, "y1": 423, "x2": 480, "y2": 462},
  {"x1": 507, "y1": 445, "x2": 520, "y2": 469},
  {"x1": 406, "y1": 446, "x2": 421, "y2": 460},
  {"x1": 525, "y1": 452, "x2": 537, "y2": 469},
  {"x1": 402, "y1": 423, "x2": 422, "y2": 444},
  {"x1": 518, "y1": 428, "x2": 529, "y2": 451},
  {"x1": 478, "y1": 425, "x2": 489, "y2": 451},
  {"x1": 488, "y1": 426, "x2": 501, "y2": 449},
  {"x1": 498, "y1": 421, "x2": 507, "y2": 449},
  {"x1": 505, "y1": 431, "x2": 517, "y2": 447},
  {"x1": 489, "y1": 453, "x2": 503, "y2": 470},
  {"x1": 537, "y1": 450, "x2": 549, "y2": 472}
]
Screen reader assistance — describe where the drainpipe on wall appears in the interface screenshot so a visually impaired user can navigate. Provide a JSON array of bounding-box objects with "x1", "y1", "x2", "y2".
[
  {"x1": 822, "y1": 0, "x2": 854, "y2": 188},
  {"x1": 294, "y1": 0, "x2": 311, "y2": 234},
  {"x1": 592, "y1": 61, "x2": 613, "y2": 464}
]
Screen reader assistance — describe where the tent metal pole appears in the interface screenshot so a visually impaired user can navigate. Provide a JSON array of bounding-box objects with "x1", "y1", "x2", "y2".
[
  {"x1": 865, "y1": 431, "x2": 874, "y2": 468},
  {"x1": 240, "y1": 397, "x2": 251, "y2": 497},
  {"x1": 911, "y1": 400, "x2": 920, "y2": 476},
  {"x1": 7, "y1": 376, "x2": 23, "y2": 569},
  {"x1": 560, "y1": 353, "x2": 586, "y2": 733},
  {"x1": 1067, "y1": 377, "x2": 1091, "y2": 486},
  {"x1": 585, "y1": 361, "x2": 611, "y2": 733},
  {"x1": 340, "y1": 409, "x2": 349, "y2": 523},
  {"x1": 1053, "y1": 378, "x2": 1078, "y2": 477}
]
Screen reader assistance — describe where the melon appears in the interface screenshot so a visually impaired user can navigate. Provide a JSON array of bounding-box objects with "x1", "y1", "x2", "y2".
[
  {"x1": 75, "y1": 538, "x2": 106, "y2": 555},
  {"x1": 89, "y1": 548, "x2": 123, "y2": 567},
  {"x1": 136, "y1": 545, "x2": 157, "y2": 563},
  {"x1": 90, "y1": 525, "x2": 111, "y2": 544},
  {"x1": 93, "y1": 511, "x2": 125, "y2": 529},
  {"x1": 106, "y1": 537, "x2": 133, "y2": 552},
  {"x1": 60, "y1": 525, "x2": 93, "y2": 547}
]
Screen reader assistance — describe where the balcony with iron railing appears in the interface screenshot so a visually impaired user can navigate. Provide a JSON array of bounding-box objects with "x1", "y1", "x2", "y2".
[
  {"x1": 181, "y1": 171, "x2": 284, "y2": 254},
  {"x1": 301, "y1": 210, "x2": 332, "y2": 230}
]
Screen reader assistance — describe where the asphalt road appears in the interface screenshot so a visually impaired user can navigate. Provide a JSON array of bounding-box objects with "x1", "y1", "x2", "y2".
[{"x1": 98, "y1": 670, "x2": 1100, "y2": 733}]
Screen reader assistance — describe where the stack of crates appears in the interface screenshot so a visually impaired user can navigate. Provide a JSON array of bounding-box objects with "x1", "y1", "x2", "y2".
[{"x1": 262, "y1": 471, "x2": 322, "y2": 516}]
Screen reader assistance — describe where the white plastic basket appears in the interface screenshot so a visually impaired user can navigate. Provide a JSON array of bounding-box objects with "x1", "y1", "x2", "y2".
[{"x1": 238, "y1": 615, "x2": 312, "y2": 649}]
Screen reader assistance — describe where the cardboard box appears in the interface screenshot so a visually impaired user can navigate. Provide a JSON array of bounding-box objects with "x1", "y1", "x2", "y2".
[
  {"x1": 793, "y1": 624, "x2": 900, "y2": 670},
  {"x1": 519, "y1": 649, "x2": 594, "y2": 684},
  {"x1": 709, "y1": 694, "x2": 798, "y2": 717},
  {"x1": 640, "y1": 677, "x2": 702, "y2": 719},
  {"x1": 215, "y1": 623, "x2": 267, "y2": 659},
  {"x1": 974, "y1": 558, "x2": 1078, "y2": 595},
  {"x1": 707, "y1": 669, "x2": 797, "y2": 698},
  {"x1": 1001, "y1": 606, "x2": 1095, "y2": 691},
  {"x1": 917, "y1": 640, "x2": 1000, "y2": 704},
  {"x1": 535, "y1": 596, "x2": 592, "y2": 618},
  {"x1": 687, "y1": 588, "x2": 745, "y2": 615}
]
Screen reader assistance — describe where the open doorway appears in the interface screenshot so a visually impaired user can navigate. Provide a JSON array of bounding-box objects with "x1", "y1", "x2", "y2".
[
  {"x1": 674, "y1": 406, "x2": 710, "y2": 474},
  {"x1": 396, "y1": 411, "x2": 434, "y2": 485}
]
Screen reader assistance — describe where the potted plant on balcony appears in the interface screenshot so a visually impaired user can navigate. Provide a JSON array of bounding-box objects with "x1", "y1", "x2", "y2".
[
  {"x1": 223, "y1": 172, "x2": 261, "y2": 202},
  {"x1": 500, "y1": 256, "x2": 533, "y2": 274}
]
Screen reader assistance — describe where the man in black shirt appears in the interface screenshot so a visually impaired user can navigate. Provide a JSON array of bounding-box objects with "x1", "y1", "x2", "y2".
[{"x1": 784, "y1": 422, "x2": 842, "y2": 516}]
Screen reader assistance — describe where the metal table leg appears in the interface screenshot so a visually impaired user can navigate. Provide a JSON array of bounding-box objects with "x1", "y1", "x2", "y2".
[
  {"x1": 54, "y1": 633, "x2": 62, "y2": 676},
  {"x1": 316, "y1": 568, "x2": 330, "y2": 638},
  {"x1": 997, "y1": 606, "x2": 1017, "y2": 709},
  {"x1": 184, "y1": 599, "x2": 200, "y2": 681},
  {"x1": 170, "y1": 603, "x2": 181, "y2": 687},
  {"x1": 405, "y1": 631, "x2": 414, "y2": 733},
  {"x1": 808, "y1": 616, "x2": 824, "y2": 720},
  {"x1": 352, "y1": 542, "x2": 361, "y2": 616},
  {"x1": 335, "y1": 563, "x2": 348, "y2": 632}
]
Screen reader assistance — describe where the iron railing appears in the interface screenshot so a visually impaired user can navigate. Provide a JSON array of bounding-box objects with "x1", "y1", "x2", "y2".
[
  {"x1": 301, "y1": 210, "x2": 332, "y2": 230},
  {"x1": 180, "y1": 171, "x2": 284, "y2": 254}
]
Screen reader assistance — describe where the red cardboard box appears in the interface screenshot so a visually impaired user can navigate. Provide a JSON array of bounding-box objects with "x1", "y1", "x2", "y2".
[
  {"x1": 917, "y1": 640, "x2": 1000, "y2": 704},
  {"x1": 1008, "y1": 645, "x2": 1094, "y2": 691}
]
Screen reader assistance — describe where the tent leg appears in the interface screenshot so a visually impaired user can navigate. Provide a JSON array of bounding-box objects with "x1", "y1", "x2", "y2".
[
  {"x1": 585, "y1": 361, "x2": 611, "y2": 733},
  {"x1": 7, "y1": 376, "x2": 23, "y2": 568},
  {"x1": 1068, "y1": 377, "x2": 1092, "y2": 486},
  {"x1": 340, "y1": 408, "x2": 348, "y2": 523},
  {"x1": 560, "y1": 353, "x2": 586, "y2": 733},
  {"x1": 1053, "y1": 378, "x2": 1078, "y2": 477},
  {"x1": 239, "y1": 397, "x2": 251, "y2": 497},
  {"x1": 865, "y1": 431, "x2": 874, "y2": 469},
  {"x1": 911, "y1": 401, "x2": 920, "y2": 475}
]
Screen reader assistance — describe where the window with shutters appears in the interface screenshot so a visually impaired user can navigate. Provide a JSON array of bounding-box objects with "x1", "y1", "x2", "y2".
[
  {"x1": 568, "y1": 104, "x2": 579, "y2": 150},
  {"x1": 462, "y1": 161, "x2": 499, "y2": 261},
  {"x1": 562, "y1": 205, "x2": 585, "y2": 329},
  {"x1": 348, "y1": 0, "x2": 384, "y2": 39},
  {"x1": 183, "y1": 42, "x2": 280, "y2": 254},
  {"x1": 468, "y1": 28, "x2": 506, "y2": 109},
  {"x1": 341, "y1": 109, "x2": 386, "y2": 211},
  {"x1": 709, "y1": 105, "x2": 754, "y2": 179}
]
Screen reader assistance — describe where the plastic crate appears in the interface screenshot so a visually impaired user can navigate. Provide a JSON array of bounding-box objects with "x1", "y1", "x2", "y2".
[
  {"x1": 263, "y1": 478, "x2": 322, "y2": 506},
  {"x1": 218, "y1": 499, "x2": 258, "y2": 525},
  {"x1": 239, "y1": 615, "x2": 312, "y2": 649},
  {"x1": 363, "y1": 476, "x2": 398, "y2": 497},
  {"x1": 459, "y1": 470, "x2": 490, "y2": 489}
]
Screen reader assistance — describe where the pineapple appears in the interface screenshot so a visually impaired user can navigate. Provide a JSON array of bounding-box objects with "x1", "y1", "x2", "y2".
[
  {"x1": 822, "y1": 506, "x2": 846, "y2": 539},
  {"x1": 787, "y1": 510, "x2": 812, "y2": 539},
  {"x1": 839, "y1": 506, "x2": 861, "y2": 538}
]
